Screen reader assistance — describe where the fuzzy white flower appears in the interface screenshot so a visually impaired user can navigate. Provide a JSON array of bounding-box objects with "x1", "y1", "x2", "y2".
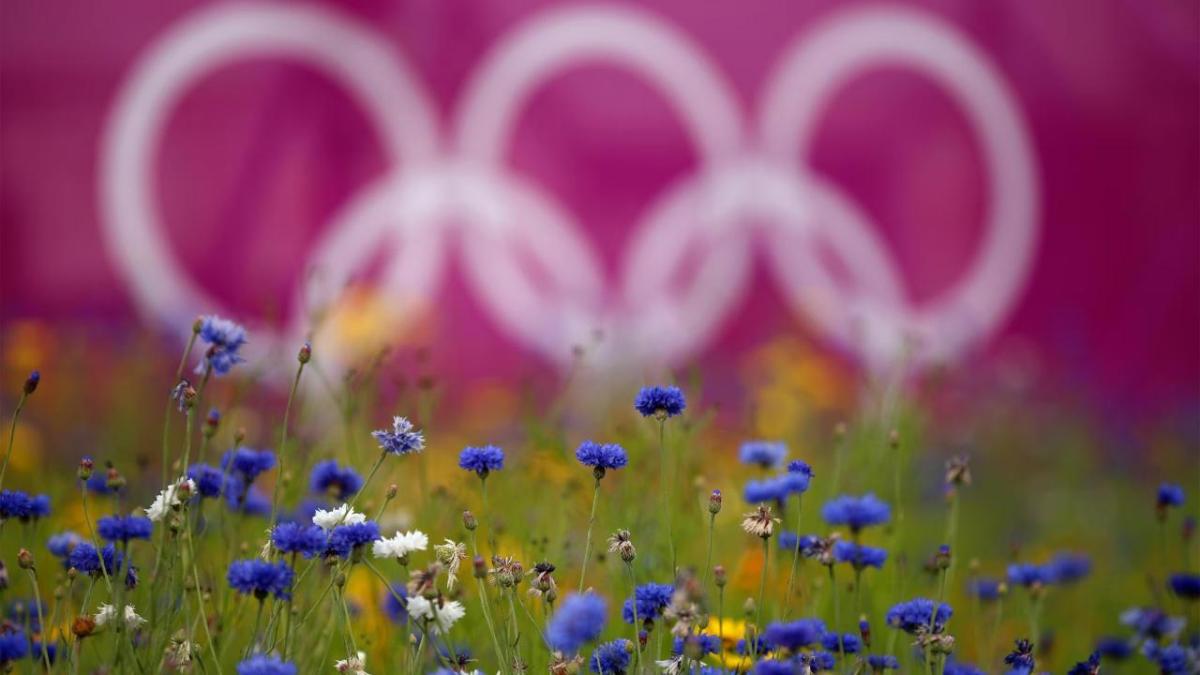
[
  {"x1": 313, "y1": 503, "x2": 366, "y2": 530},
  {"x1": 94, "y1": 603, "x2": 146, "y2": 630},
  {"x1": 145, "y1": 478, "x2": 196, "y2": 522},
  {"x1": 405, "y1": 595, "x2": 466, "y2": 633},
  {"x1": 372, "y1": 530, "x2": 428, "y2": 560},
  {"x1": 334, "y1": 651, "x2": 369, "y2": 674}
]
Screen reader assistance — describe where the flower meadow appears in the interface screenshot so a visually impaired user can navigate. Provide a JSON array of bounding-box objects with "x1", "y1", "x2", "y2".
[{"x1": 0, "y1": 317, "x2": 1197, "y2": 674}]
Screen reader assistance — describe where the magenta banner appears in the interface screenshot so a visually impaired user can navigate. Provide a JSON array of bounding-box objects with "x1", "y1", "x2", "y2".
[{"x1": 1, "y1": 0, "x2": 1197, "y2": 414}]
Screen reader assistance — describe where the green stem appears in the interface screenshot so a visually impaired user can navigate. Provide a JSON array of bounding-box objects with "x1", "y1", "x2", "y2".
[
  {"x1": 471, "y1": 531, "x2": 508, "y2": 675},
  {"x1": 657, "y1": 419, "x2": 676, "y2": 574},
  {"x1": 0, "y1": 389, "x2": 28, "y2": 491},
  {"x1": 578, "y1": 477, "x2": 601, "y2": 593},
  {"x1": 703, "y1": 513, "x2": 716, "y2": 592},
  {"x1": 27, "y1": 567, "x2": 51, "y2": 669},
  {"x1": 783, "y1": 494, "x2": 804, "y2": 618},
  {"x1": 268, "y1": 359, "x2": 306, "y2": 528},
  {"x1": 80, "y1": 488, "x2": 113, "y2": 594},
  {"x1": 751, "y1": 537, "x2": 769, "y2": 661},
  {"x1": 625, "y1": 561, "x2": 644, "y2": 670}
]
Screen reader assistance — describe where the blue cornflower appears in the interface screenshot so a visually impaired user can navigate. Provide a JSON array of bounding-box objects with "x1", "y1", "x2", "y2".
[
  {"x1": 821, "y1": 494, "x2": 890, "y2": 532},
  {"x1": 621, "y1": 583, "x2": 674, "y2": 624},
  {"x1": 1154, "y1": 644, "x2": 1192, "y2": 674},
  {"x1": 221, "y1": 447, "x2": 276, "y2": 484},
  {"x1": 1121, "y1": 607, "x2": 1185, "y2": 640},
  {"x1": 86, "y1": 472, "x2": 111, "y2": 495},
  {"x1": 787, "y1": 460, "x2": 813, "y2": 477},
  {"x1": 943, "y1": 661, "x2": 986, "y2": 675},
  {"x1": 866, "y1": 654, "x2": 899, "y2": 670},
  {"x1": 227, "y1": 559, "x2": 293, "y2": 600},
  {"x1": 67, "y1": 542, "x2": 123, "y2": 577},
  {"x1": 885, "y1": 598, "x2": 952, "y2": 634},
  {"x1": 548, "y1": 593, "x2": 608, "y2": 654},
  {"x1": 1045, "y1": 552, "x2": 1091, "y2": 583},
  {"x1": 751, "y1": 660, "x2": 792, "y2": 675},
  {"x1": 590, "y1": 640, "x2": 632, "y2": 674},
  {"x1": 0, "y1": 630, "x2": 29, "y2": 663},
  {"x1": 672, "y1": 634, "x2": 721, "y2": 657},
  {"x1": 1004, "y1": 639, "x2": 1035, "y2": 671},
  {"x1": 271, "y1": 522, "x2": 326, "y2": 559},
  {"x1": 744, "y1": 478, "x2": 788, "y2": 504},
  {"x1": 97, "y1": 515, "x2": 153, "y2": 543},
  {"x1": 309, "y1": 460, "x2": 363, "y2": 501},
  {"x1": 236, "y1": 654, "x2": 297, "y2": 675},
  {"x1": 968, "y1": 577, "x2": 1002, "y2": 601},
  {"x1": 634, "y1": 386, "x2": 686, "y2": 418},
  {"x1": 226, "y1": 483, "x2": 271, "y2": 517},
  {"x1": 188, "y1": 464, "x2": 232, "y2": 499},
  {"x1": 833, "y1": 541, "x2": 887, "y2": 569},
  {"x1": 47, "y1": 532, "x2": 83, "y2": 559},
  {"x1": 739, "y1": 441, "x2": 787, "y2": 469},
  {"x1": 778, "y1": 531, "x2": 802, "y2": 552},
  {"x1": 196, "y1": 315, "x2": 248, "y2": 375},
  {"x1": 0, "y1": 490, "x2": 34, "y2": 521},
  {"x1": 1169, "y1": 572, "x2": 1200, "y2": 599},
  {"x1": 737, "y1": 635, "x2": 776, "y2": 656},
  {"x1": 125, "y1": 564, "x2": 139, "y2": 590},
  {"x1": 778, "y1": 470, "x2": 811, "y2": 497},
  {"x1": 821, "y1": 632, "x2": 862, "y2": 654},
  {"x1": 326, "y1": 522, "x2": 381, "y2": 558},
  {"x1": 575, "y1": 442, "x2": 628, "y2": 474},
  {"x1": 382, "y1": 581, "x2": 408, "y2": 624},
  {"x1": 1006, "y1": 563, "x2": 1051, "y2": 588},
  {"x1": 802, "y1": 651, "x2": 837, "y2": 671},
  {"x1": 372, "y1": 416, "x2": 425, "y2": 455},
  {"x1": 30, "y1": 494, "x2": 50, "y2": 519},
  {"x1": 1158, "y1": 483, "x2": 1186, "y2": 509},
  {"x1": 763, "y1": 619, "x2": 826, "y2": 649},
  {"x1": 459, "y1": 445, "x2": 505, "y2": 478},
  {"x1": 1093, "y1": 636, "x2": 1132, "y2": 659},
  {"x1": 1066, "y1": 651, "x2": 1100, "y2": 675}
]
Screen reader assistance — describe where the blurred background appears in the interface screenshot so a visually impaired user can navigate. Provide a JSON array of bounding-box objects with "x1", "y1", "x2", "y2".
[{"x1": 1, "y1": 0, "x2": 1197, "y2": 433}]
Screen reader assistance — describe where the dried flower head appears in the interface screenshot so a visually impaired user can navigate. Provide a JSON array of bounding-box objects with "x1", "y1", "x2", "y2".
[
  {"x1": 741, "y1": 505, "x2": 781, "y2": 539},
  {"x1": 434, "y1": 539, "x2": 467, "y2": 589},
  {"x1": 608, "y1": 530, "x2": 636, "y2": 563},
  {"x1": 944, "y1": 455, "x2": 972, "y2": 488}
]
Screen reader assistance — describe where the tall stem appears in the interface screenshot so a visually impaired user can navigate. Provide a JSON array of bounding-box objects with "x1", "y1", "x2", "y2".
[
  {"x1": 578, "y1": 477, "x2": 601, "y2": 593},
  {"x1": 625, "y1": 561, "x2": 644, "y2": 670},
  {"x1": 0, "y1": 389, "x2": 28, "y2": 491},
  {"x1": 269, "y1": 358, "x2": 306, "y2": 527},
  {"x1": 752, "y1": 537, "x2": 769, "y2": 661},
  {"x1": 783, "y1": 494, "x2": 804, "y2": 617},
  {"x1": 703, "y1": 513, "x2": 716, "y2": 591},
  {"x1": 27, "y1": 567, "x2": 51, "y2": 668},
  {"x1": 658, "y1": 420, "x2": 675, "y2": 575}
]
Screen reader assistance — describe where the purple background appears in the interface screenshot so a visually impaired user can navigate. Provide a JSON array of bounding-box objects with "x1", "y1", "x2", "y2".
[{"x1": 1, "y1": 0, "x2": 1197, "y2": 418}]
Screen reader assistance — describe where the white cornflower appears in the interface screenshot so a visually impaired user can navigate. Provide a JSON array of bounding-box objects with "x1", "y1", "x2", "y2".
[
  {"x1": 405, "y1": 595, "x2": 466, "y2": 633},
  {"x1": 314, "y1": 503, "x2": 366, "y2": 530},
  {"x1": 657, "y1": 656, "x2": 684, "y2": 675},
  {"x1": 334, "y1": 651, "x2": 369, "y2": 674},
  {"x1": 94, "y1": 603, "x2": 146, "y2": 630},
  {"x1": 145, "y1": 478, "x2": 195, "y2": 522},
  {"x1": 372, "y1": 530, "x2": 428, "y2": 561}
]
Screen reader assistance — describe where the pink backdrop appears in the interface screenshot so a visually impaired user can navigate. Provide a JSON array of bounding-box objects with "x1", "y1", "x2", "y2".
[{"x1": 1, "y1": 0, "x2": 1197, "y2": 417}]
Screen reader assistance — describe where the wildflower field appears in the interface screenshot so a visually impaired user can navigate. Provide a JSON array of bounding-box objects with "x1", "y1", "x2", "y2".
[{"x1": 0, "y1": 317, "x2": 1196, "y2": 675}]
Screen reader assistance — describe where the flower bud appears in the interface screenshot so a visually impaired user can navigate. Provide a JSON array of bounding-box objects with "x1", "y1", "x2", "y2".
[
  {"x1": 298, "y1": 342, "x2": 312, "y2": 364},
  {"x1": 73, "y1": 615, "x2": 96, "y2": 638},
  {"x1": 203, "y1": 409, "x2": 221, "y2": 439},
  {"x1": 335, "y1": 572, "x2": 347, "y2": 589},
  {"x1": 17, "y1": 548, "x2": 34, "y2": 570},
  {"x1": 713, "y1": 565, "x2": 727, "y2": 588},
  {"x1": 23, "y1": 370, "x2": 40, "y2": 396},
  {"x1": 473, "y1": 556, "x2": 487, "y2": 579},
  {"x1": 462, "y1": 510, "x2": 478, "y2": 531},
  {"x1": 386, "y1": 484, "x2": 398, "y2": 500},
  {"x1": 234, "y1": 427, "x2": 246, "y2": 445},
  {"x1": 192, "y1": 316, "x2": 204, "y2": 334},
  {"x1": 106, "y1": 466, "x2": 126, "y2": 492},
  {"x1": 78, "y1": 456, "x2": 95, "y2": 481},
  {"x1": 708, "y1": 489, "x2": 723, "y2": 515}
]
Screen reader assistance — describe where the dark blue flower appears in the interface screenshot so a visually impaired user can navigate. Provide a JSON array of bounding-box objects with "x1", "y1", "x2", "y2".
[
  {"x1": 1006, "y1": 563, "x2": 1051, "y2": 588},
  {"x1": 0, "y1": 490, "x2": 34, "y2": 521},
  {"x1": 943, "y1": 661, "x2": 986, "y2": 675},
  {"x1": 621, "y1": 583, "x2": 674, "y2": 624},
  {"x1": 326, "y1": 522, "x2": 380, "y2": 558},
  {"x1": 802, "y1": 651, "x2": 837, "y2": 671},
  {"x1": 672, "y1": 634, "x2": 721, "y2": 657},
  {"x1": 46, "y1": 532, "x2": 83, "y2": 559},
  {"x1": 67, "y1": 542, "x2": 123, "y2": 576},
  {"x1": 309, "y1": 460, "x2": 363, "y2": 501},
  {"x1": 1120, "y1": 607, "x2": 1185, "y2": 641},
  {"x1": 744, "y1": 478, "x2": 788, "y2": 504},
  {"x1": 787, "y1": 460, "x2": 813, "y2": 478},
  {"x1": 821, "y1": 632, "x2": 862, "y2": 654},
  {"x1": 125, "y1": 564, "x2": 139, "y2": 590},
  {"x1": 271, "y1": 522, "x2": 326, "y2": 558},
  {"x1": 739, "y1": 441, "x2": 787, "y2": 469},
  {"x1": 967, "y1": 577, "x2": 1002, "y2": 601},
  {"x1": 1154, "y1": 644, "x2": 1193, "y2": 674},
  {"x1": 590, "y1": 640, "x2": 632, "y2": 674},
  {"x1": 196, "y1": 315, "x2": 248, "y2": 376},
  {"x1": 1004, "y1": 639, "x2": 1035, "y2": 671},
  {"x1": 382, "y1": 581, "x2": 408, "y2": 624},
  {"x1": 225, "y1": 483, "x2": 271, "y2": 517},
  {"x1": 188, "y1": 463, "x2": 232, "y2": 499},
  {"x1": 821, "y1": 494, "x2": 890, "y2": 531},
  {"x1": 459, "y1": 446, "x2": 505, "y2": 477},
  {"x1": 548, "y1": 593, "x2": 608, "y2": 654},
  {"x1": 86, "y1": 472, "x2": 111, "y2": 495},
  {"x1": 763, "y1": 619, "x2": 826, "y2": 649},
  {"x1": 0, "y1": 630, "x2": 29, "y2": 663},
  {"x1": 227, "y1": 559, "x2": 293, "y2": 600},
  {"x1": 372, "y1": 416, "x2": 425, "y2": 456},
  {"x1": 1158, "y1": 483, "x2": 1186, "y2": 508},
  {"x1": 575, "y1": 442, "x2": 628, "y2": 472},
  {"x1": 97, "y1": 515, "x2": 153, "y2": 543},
  {"x1": 1169, "y1": 573, "x2": 1200, "y2": 600},
  {"x1": 1045, "y1": 552, "x2": 1091, "y2": 584},
  {"x1": 737, "y1": 635, "x2": 775, "y2": 656},
  {"x1": 866, "y1": 654, "x2": 899, "y2": 670},
  {"x1": 1065, "y1": 651, "x2": 1100, "y2": 675},
  {"x1": 833, "y1": 541, "x2": 887, "y2": 569},
  {"x1": 750, "y1": 660, "x2": 792, "y2": 675},
  {"x1": 1093, "y1": 636, "x2": 1131, "y2": 660},
  {"x1": 30, "y1": 494, "x2": 50, "y2": 519},
  {"x1": 221, "y1": 448, "x2": 276, "y2": 484},
  {"x1": 634, "y1": 386, "x2": 686, "y2": 418},
  {"x1": 885, "y1": 598, "x2": 952, "y2": 634},
  {"x1": 236, "y1": 654, "x2": 297, "y2": 675}
]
